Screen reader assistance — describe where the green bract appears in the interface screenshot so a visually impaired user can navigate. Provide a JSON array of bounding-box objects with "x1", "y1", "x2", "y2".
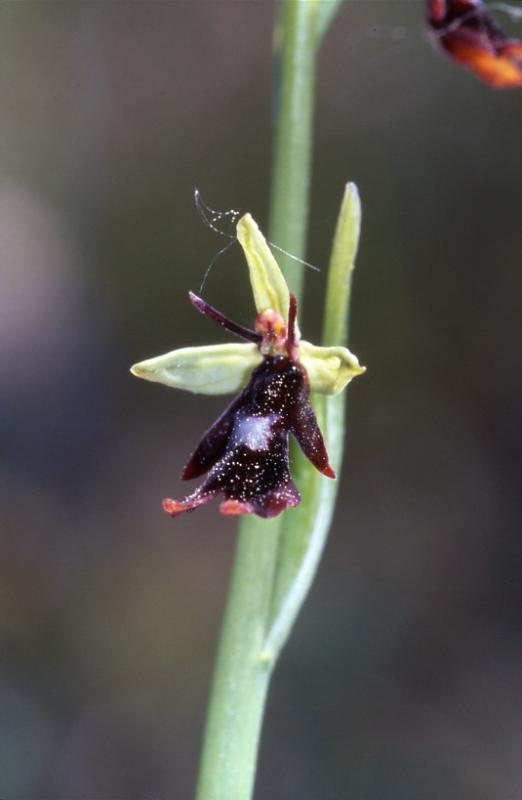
[{"x1": 130, "y1": 212, "x2": 365, "y2": 396}]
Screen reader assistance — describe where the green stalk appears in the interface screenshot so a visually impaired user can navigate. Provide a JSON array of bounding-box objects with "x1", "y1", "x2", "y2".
[
  {"x1": 268, "y1": 0, "x2": 318, "y2": 298},
  {"x1": 194, "y1": 516, "x2": 280, "y2": 800},
  {"x1": 195, "y1": 3, "x2": 346, "y2": 799}
]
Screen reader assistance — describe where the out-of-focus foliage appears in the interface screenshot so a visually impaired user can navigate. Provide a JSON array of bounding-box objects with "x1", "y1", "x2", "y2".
[{"x1": 0, "y1": 3, "x2": 520, "y2": 798}]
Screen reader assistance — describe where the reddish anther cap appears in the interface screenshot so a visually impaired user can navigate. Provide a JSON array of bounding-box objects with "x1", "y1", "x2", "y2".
[{"x1": 427, "y1": 0, "x2": 522, "y2": 88}]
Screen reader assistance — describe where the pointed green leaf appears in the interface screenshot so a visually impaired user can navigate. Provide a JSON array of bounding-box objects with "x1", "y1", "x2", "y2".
[
  {"x1": 315, "y1": 0, "x2": 344, "y2": 45},
  {"x1": 323, "y1": 181, "x2": 361, "y2": 346},
  {"x1": 299, "y1": 340, "x2": 365, "y2": 395},
  {"x1": 130, "y1": 342, "x2": 262, "y2": 395},
  {"x1": 236, "y1": 213, "x2": 290, "y2": 320}
]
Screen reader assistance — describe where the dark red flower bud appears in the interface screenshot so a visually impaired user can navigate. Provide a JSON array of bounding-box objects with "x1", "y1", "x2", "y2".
[
  {"x1": 427, "y1": 0, "x2": 522, "y2": 88},
  {"x1": 163, "y1": 294, "x2": 335, "y2": 520}
]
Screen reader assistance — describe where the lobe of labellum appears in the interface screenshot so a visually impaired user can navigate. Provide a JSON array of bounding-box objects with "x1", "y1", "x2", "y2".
[
  {"x1": 219, "y1": 499, "x2": 254, "y2": 515},
  {"x1": 283, "y1": 360, "x2": 336, "y2": 478},
  {"x1": 163, "y1": 496, "x2": 213, "y2": 516},
  {"x1": 130, "y1": 342, "x2": 262, "y2": 395},
  {"x1": 291, "y1": 395, "x2": 336, "y2": 479},
  {"x1": 236, "y1": 213, "x2": 291, "y2": 323},
  {"x1": 181, "y1": 387, "x2": 250, "y2": 480}
]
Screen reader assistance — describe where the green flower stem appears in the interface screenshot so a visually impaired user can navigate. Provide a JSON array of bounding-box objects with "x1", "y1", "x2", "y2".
[
  {"x1": 194, "y1": 517, "x2": 280, "y2": 800},
  {"x1": 268, "y1": 0, "x2": 318, "y2": 298},
  {"x1": 195, "y1": 4, "x2": 347, "y2": 799}
]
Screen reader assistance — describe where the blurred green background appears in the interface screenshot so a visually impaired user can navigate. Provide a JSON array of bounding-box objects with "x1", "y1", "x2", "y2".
[{"x1": 0, "y1": 2, "x2": 520, "y2": 798}]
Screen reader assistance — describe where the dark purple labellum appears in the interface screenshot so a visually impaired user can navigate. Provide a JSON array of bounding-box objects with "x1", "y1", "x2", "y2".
[{"x1": 163, "y1": 294, "x2": 335, "y2": 520}]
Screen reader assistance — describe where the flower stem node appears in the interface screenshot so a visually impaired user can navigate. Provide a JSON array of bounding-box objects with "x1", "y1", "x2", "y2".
[{"x1": 131, "y1": 213, "x2": 365, "y2": 519}]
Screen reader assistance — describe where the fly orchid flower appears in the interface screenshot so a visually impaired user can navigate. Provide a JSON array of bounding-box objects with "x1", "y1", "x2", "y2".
[
  {"x1": 131, "y1": 214, "x2": 365, "y2": 519},
  {"x1": 427, "y1": 0, "x2": 522, "y2": 88}
]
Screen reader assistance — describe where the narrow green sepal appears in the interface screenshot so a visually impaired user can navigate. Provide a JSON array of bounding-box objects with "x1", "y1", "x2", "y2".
[
  {"x1": 130, "y1": 342, "x2": 262, "y2": 395},
  {"x1": 299, "y1": 340, "x2": 365, "y2": 395},
  {"x1": 236, "y1": 213, "x2": 290, "y2": 321}
]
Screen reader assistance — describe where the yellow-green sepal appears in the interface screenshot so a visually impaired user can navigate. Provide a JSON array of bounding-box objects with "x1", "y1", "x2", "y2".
[
  {"x1": 236, "y1": 213, "x2": 290, "y2": 321},
  {"x1": 299, "y1": 340, "x2": 365, "y2": 395},
  {"x1": 130, "y1": 342, "x2": 262, "y2": 395}
]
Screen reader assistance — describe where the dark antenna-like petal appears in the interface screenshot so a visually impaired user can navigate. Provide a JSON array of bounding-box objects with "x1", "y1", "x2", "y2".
[
  {"x1": 286, "y1": 293, "x2": 298, "y2": 360},
  {"x1": 189, "y1": 292, "x2": 262, "y2": 344}
]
